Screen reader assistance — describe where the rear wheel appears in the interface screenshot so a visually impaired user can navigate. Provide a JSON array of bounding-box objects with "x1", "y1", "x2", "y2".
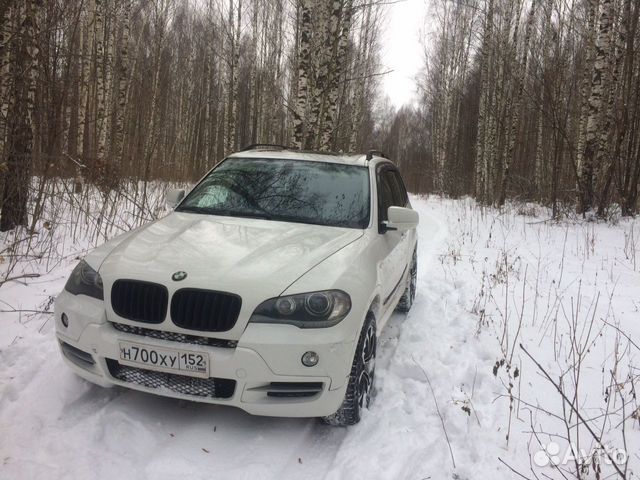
[
  {"x1": 396, "y1": 249, "x2": 417, "y2": 313},
  {"x1": 321, "y1": 314, "x2": 376, "y2": 426}
]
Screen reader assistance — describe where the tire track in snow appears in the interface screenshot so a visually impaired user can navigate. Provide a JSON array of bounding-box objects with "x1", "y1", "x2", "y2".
[
  {"x1": 297, "y1": 197, "x2": 452, "y2": 480},
  {"x1": 317, "y1": 197, "x2": 510, "y2": 480},
  {"x1": 273, "y1": 197, "x2": 451, "y2": 480}
]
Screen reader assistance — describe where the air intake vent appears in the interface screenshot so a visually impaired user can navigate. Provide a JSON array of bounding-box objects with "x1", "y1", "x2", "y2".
[
  {"x1": 60, "y1": 341, "x2": 95, "y2": 368},
  {"x1": 170, "y1": 288, "x2": 241, "y2": 332},
  {"x1": 111, "y1": 322, "x2": 237, "y2": 348},
  {"x1": 266, "y1": 382, "x2": 323, "y2": 398},
  {"x1": 245, "y1": 382, "x2": 324, "y2": 398},
  {"x1": 106, "y1": 359, "x2": 236, "y2": 399},
  {"x1": 111, "y1": 279, "x2": 168, "y2": 324}
]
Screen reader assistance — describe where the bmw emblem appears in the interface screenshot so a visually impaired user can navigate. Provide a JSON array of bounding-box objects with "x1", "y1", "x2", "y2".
[{"x1": 172, "y1": 271, "x2": 187, "y2": 281}]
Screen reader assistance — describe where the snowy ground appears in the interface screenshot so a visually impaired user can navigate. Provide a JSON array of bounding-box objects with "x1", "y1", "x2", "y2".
[{"x1": 1, "y1": 186, "x2": 639, "y2": 479}]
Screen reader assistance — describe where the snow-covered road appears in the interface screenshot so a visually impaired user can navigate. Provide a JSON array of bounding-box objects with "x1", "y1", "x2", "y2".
[
  {"x1": 1, "y1": 195, "x2": 639, "y2": 479},
  {"x1": 0, "y1": 197, "x2": 451, "y2": 480}
]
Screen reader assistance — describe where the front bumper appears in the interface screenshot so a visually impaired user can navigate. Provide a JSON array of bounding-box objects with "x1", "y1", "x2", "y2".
[{"x1": 54, "y1": 291, "x2": 355, "y2": 418}]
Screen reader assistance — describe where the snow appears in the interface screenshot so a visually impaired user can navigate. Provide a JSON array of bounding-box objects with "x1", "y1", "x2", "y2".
[{"x1": 1, "y1": 188, "x2": 639, "y2": 479}]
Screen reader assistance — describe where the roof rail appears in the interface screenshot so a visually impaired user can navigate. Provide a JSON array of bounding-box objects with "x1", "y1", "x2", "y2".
[
  {"x1": 297, "y1": 149, "x2": 341, "y2": 156},
  {"x1": 365, "y1": 150, "x2": 387, "y2": 161},
  {"x1": 239, "y1": 143, "x2": 295, "y2": 152}
]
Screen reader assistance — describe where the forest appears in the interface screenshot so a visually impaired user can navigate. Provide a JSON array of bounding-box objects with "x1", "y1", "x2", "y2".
[
  {"x1": 396, "y1": 0, "x2": 640, "y2": 218},
  {"x1": 1, "y1": 2, "x2": 639, "y2": 478},
  {"x1": 0, "y1": 0, "x2": 639, "y2": 232},
  {"x1": 0, "y1": 0, "x2": 385, "y2": 232}
]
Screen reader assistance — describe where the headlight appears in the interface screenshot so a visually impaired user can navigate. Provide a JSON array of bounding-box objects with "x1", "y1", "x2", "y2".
[
  {"x1": 249, "y1": 290, "x2": 351, "y2": 328},
  {"x1": 64, "y1": 260, "x2": 104, "y2": 300}
]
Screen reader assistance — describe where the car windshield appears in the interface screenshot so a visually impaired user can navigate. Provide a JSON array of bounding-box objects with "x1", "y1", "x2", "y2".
[{"x1": 176, "y1": 158, "x2": 370, "y2": 229}]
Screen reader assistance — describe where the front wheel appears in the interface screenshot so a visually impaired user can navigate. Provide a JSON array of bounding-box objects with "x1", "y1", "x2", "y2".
[
  {"x1": 321, "y1": 314, "x2": 376, "y2": 426},
  {"x1": 396, "y1": 249, "x2": 417, "y2": 313}
]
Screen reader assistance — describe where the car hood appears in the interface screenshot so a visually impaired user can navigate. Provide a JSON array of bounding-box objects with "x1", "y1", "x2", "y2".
[{"x1": 97, "y1": 212, "x2": 364, "y2": 301}]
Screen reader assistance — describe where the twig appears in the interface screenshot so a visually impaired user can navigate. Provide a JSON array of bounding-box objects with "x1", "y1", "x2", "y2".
[
  {"x1": 525, "y1": 218, "x2": 556, "y2": 225},
  {"x1": 498, "y1": 457, "x2": 534, "y2": 479},
  {"x1": 0, "y1": 273, "x2": 41, "y2": 287},
  {"x1": 412, "y1": 355, "x2": 456, "y2": 469},
  {"x1": 0, "y1": 309, "x2": 53, "y2": 314},
  {"x1": 520, "y1": 344, "x2": 627, "y2": 478},
  {"x1": 602, "y1": 320, "x2": 640, "y2": 353}
]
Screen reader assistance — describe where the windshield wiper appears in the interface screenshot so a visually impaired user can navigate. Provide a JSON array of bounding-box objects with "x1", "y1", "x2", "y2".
[
  {"x1": 177, "y1": 206, "x2": 274, "y2": 220},
  {"x1": 265, "y1": 214, "x2": 330, "y2": 227},
  {"x1": 213, "y1": 210, "x2": 274, "y2": 220},
  {"x1": 175, "y1": 205, "x2": 209, "y2": 214},
  {"x1": 177, "y1": 207, "x2": 358, "y2": 228}
]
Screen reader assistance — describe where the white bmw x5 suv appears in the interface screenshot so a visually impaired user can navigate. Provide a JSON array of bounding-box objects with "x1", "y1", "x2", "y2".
[{"x1": 55, "y1": 146, "x2": 418, "y2": 426}]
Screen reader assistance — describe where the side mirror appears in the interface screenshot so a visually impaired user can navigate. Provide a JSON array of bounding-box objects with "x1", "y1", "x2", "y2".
[
  {"x1": 383, "y1": 206, "x2": 419, "y2": 232},
  {"x1": 166, "y1": 188, "x2": 185, "y2": 208}
]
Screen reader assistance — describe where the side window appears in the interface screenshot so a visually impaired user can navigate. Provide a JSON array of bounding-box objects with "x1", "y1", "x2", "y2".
[
  {"x1": 377, "y1": 169, "x2": 395, "y2": 223},
  {"x1": 390, "y1": 171, "x2": 409, "y2": 206},
  {"x1": 383, "y1": 169, "x2": 406, "y2": 208}
]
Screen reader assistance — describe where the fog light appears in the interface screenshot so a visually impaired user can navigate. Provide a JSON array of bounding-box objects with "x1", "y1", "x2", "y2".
[
  {"x1": 61, "y1": 313, "x2": 69, "y2": 328},
  {"x1": 301, "y1": 351, "x2": 319, "y2": 367}
]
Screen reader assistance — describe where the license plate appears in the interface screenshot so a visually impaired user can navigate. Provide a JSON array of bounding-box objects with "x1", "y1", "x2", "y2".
[{"x1": 118, "y1": 341, "x2": 209, "y2": 378}]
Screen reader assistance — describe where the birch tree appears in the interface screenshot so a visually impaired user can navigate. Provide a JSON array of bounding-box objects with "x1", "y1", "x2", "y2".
[
  {"x1": 292, "y1": 0, "x2": 312, "y2": 149},
  {"x1": 475, "y1": 0, "x2": 495, "y2": 203},
  {"x1": 0, "y1": 0, "x2": 389, "y2": 230},
  {"x1": 497, "y1": 0, "x2": 536, "y2": 206},
  {"x1": 113, "y1": 0, "x2": 131, "y2": 175},
  {"x1": 319, "y1": 0, "x2": 353, "y2": 150},
  {"x1": 0, "y1": 0, "x2": 40, "y2": 231},
  {"x1": 579, "y1": 0, "x2": 613, "y2": 213},
  {"x1": 0, "y1": 3, "x2": 14, "y2": 165},
  {"x1": 374, "y1": 0, "x2": 637, "y2": 216}
]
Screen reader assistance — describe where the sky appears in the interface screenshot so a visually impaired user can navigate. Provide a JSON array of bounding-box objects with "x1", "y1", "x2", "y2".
[{"x1": 380, "y1": 0, "x2": 428, "y2": 109}]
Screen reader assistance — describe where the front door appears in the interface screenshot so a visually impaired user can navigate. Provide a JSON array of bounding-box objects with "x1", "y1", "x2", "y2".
[{"x1": 376, "y1": 166, "x2": 411, "y2": 316}]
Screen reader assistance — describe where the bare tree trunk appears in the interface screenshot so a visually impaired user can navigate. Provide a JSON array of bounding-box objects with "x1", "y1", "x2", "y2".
[
  {"x1": 575, "y1": 0, "x2": 598, "y2": 209},
  {"x1": 77, "y1": 3, "x2": 93, "y2": 165},
  {"x1": 141, "y1": 0, "x2": 168, "y2": 192},
  {"x1": 248, "y1": 0, "x2": 259, "y2": 144},
  {"x1": 230, "y1": 0, "x2": 241, "y2": 151},
  {"x1": 498, "y1": 0, "x2": 536, "y2": 206},
  {"x1": 579, "y1": 0, "x2": 613, "y2": 214},
  {"x1": 0, "y1": 2, "x2": 14, "y2": 164},
  {"x1": 269, "y1": 0, "x2": 284, "y2": 143},
  {"x1": 348, "y1": 3, "x2": 372, "y2": 153},
  {"x1": 94, "y1": 0, "x2": 106, "y2": 171},
  {"x1": 287, "y1": 1, "x2": 300, "y2": 144},
  {"x1": 305, "y1": 2, "x2": 340, "y2": 149},
  {"x1": 305, "y1": 2, "x2": 327, "y2": 148},
  {"x1": 596, "y1": 1, "x2": 626, "y2": 215},
  {"x1": 320, "y1": 0, "x2": 353, "y2": 151},
  {"x1": 224, "y1": 0, "x2": 240, "y2": 154},
  {"x1": 1, "y1": 0, "x2": 40, "y2": 231},
  {"x1": 534, "y1": 0, "x2": 553, "y2": 199},
  {"x1": 618, "y1": 0, "x2": 640, "y2": 215},
  {"x1": 475, "y1": 0, "x2": 494, "y2": 203},
  {"x1": 291, "y1": 0, "x2": 311, "y2": 149},
  {"x1": 113, "y1": 0, "x2": 130, "y2": 176}
]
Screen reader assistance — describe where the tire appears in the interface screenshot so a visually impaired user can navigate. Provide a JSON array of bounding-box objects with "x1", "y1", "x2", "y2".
[
  {"x1": 321, "y1": 314, "x2": 377, "y2": 426},
  {"x1": 396, "y1": 249, "x2": 417, "y2": 313}
]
